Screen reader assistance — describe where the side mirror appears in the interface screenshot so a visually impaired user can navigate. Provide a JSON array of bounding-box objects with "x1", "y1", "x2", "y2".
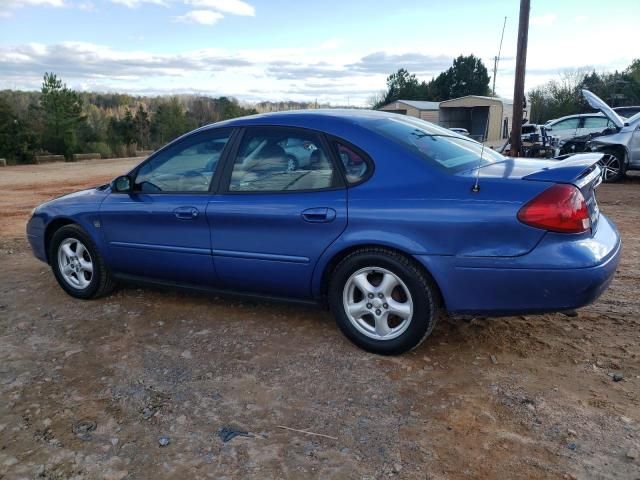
[
  {"x1": 545, "y1": 127, "x2": 553, "y2": 131},
  {"x1": 112, "y1": 175, "x2": 132, "y2": 193}
]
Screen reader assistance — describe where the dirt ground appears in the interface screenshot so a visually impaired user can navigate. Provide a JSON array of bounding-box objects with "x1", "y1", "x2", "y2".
[{"x1": 0, "y1": 158, "x2": 639, "y2": 480}]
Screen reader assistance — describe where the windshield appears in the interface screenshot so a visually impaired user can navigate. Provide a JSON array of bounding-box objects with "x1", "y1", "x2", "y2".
[{"x1": 369, "y1": 116, "x2": 504, "y2": 173}]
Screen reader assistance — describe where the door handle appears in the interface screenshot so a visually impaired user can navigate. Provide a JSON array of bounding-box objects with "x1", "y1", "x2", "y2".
[
  {"x1": 301, "y1": 207, "x2": 336, "y2": 223},
  {"x1": 173, "y1": 206, "x2": 199, "y2": 219}
]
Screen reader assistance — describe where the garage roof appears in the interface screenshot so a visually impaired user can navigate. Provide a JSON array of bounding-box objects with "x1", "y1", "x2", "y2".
[
  {"x1": 387, "y1": 100, "x2": 440, "y2": 110},
  {"x1": 440, "y1": 95, "x2": 513, "y2": 106}
]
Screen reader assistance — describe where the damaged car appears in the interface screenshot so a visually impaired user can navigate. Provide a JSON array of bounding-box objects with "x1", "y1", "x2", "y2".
[{"x1": 582, "y1": 89, "x2": 640, "y2": 182}]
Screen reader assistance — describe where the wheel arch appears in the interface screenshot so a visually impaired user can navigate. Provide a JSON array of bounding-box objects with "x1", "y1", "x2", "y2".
[
  {"x1": 316, "y1": 243, "x2": 445, "y2": 309},
  {"x1": 596, "y1": 144, "x2": 630, "y2": 167},
  {"x1": 44, "y1": 217, "x2": 78, "y2": 264}
]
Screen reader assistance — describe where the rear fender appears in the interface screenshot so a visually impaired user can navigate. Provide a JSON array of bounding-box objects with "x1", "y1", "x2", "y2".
[{"x1": 310, "y1": 232, "x2": 425, "y2": 299}]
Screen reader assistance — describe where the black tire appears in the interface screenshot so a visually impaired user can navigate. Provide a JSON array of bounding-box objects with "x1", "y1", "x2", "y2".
[
  {"x1": 328, "y1": 247, "x2": 440, "y2": 355},
  {"x1": 49, "y1": 224, "x2": 115, "y2": 299},
  {"x1": 286, "y1": 155, "x2": 299, "y2": 172},
  {"x1": 599, "y1": 149, "x2": 626, "y2": 183}
]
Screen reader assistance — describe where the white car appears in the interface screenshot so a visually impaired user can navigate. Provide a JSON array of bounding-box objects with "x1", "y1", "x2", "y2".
[
  {"x1": 582, "y1": 89, "x2": 640, "y2": 182},
  {"x1": 544, "y1": 113, "x2": 617, "y2": 141},
  {"x1": 448, "y1": 127, "x2": 470, "y2": 136}
]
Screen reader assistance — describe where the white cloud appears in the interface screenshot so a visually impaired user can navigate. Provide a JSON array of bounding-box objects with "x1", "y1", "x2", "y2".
[
  {"x1": 574, "y1": 15, "x2": 588, "y2": 23},
  {"x1": 0, "y1": 0, "x2": 64, "y2": 17},
  {"x1": 185, "y1": 0, "x2": 254, "y2": 16},
  {"x1": 531, "y1": 14, "x2": 557, "y2": 27},
  {"x1": 109, "y1": 0, "x2": 167, "y2": 7},
  {"x1": 319, "y1": 38, "x2": 340, "y2": 50},
  {"x1": 175, "y1": 9, "x2": 223, "y2": 24},
  {"x1": 3, "y1": 0, "x2": 65, "y2": 6}
]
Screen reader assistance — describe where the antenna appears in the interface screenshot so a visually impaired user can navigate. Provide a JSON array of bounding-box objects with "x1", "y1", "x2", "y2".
[
  {"x1": 492, "y1": 16, "x2": 507, "y2": 96},
  {"x1": 472, "y1": 111, "x2": 493, "y2": 193}
]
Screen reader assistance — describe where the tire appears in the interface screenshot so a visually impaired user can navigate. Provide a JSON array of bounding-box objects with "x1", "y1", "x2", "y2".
[
  {"x1": 286, "y1": 155, "x2": 299, "y2": 172},
  {"x1": 49, "y1": 224, "x2": 115, "y2": 299},
  {"x1": 328, "y1": 248, "x2": 440, "y2": 355},
  {"x1": 599, "y1": 149, "x2": 626, "y2": 183}
]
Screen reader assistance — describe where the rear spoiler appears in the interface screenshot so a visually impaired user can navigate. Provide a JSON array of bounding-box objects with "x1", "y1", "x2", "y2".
[{"x1": 522, "y1": 153, "x2": 603, "y2": 188}]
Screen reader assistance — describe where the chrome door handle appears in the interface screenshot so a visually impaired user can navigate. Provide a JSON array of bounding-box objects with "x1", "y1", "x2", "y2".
[
  {"x1": 301, "y1": 207, "x2": 336, "y2": 223},
  {"x1": 173, "y1": 207, "x2": 199, "y2": 219}
]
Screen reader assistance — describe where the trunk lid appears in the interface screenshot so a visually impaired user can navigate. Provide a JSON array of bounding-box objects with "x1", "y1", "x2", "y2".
[{"x1": 463, "y1": 153, "x2": 603, "y2": 231}]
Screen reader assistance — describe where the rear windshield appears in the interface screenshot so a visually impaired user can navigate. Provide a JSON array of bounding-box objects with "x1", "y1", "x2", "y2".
[{"x1": 368, "y1": 116, "x2": 504, "y2": 173}]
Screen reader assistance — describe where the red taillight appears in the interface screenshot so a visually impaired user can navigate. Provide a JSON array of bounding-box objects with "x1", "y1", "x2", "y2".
[{"x1": 518, "y1": 184, "x2": 590, "y2": 233}]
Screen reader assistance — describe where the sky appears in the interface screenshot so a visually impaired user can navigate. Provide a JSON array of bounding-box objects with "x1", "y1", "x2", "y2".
[{"x1": 0, "y1": 0, "x2": 638, "y2": 106}]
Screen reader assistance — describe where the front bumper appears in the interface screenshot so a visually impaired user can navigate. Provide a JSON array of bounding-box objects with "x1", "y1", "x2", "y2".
[
  {"x1": 26, "y1": 215, "x2": 48, "y2": 263},
  {"x1": 416, "y1": 214, "x2": 621, "y2": 316}
]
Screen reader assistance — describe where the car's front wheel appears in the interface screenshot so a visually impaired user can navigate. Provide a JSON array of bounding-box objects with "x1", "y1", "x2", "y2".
[
  {"x1": 49, "y1": 224, "x2": 115, "y2": 299},
  {"x1": 599, "y1": 149, "x2": 626, "y2": 183},
  {"x1": 328, "y1": 248, "x2": 440, "y2": 355}
]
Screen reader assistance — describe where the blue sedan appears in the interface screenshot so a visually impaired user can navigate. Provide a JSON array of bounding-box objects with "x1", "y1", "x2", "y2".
[{"x1": 26, "y1": 110, "x2": 621, "y2": 355}]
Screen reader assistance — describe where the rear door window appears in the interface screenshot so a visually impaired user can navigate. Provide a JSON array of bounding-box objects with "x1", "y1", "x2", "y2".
[
  {"x1": 551, "y1": 118, "x2": 580, "y2": 130},
  {"x1": 583, "y1": 117, "x2": 610, "y2": 129},
  {"x1": 227, "y1": 127, "x2": 339, "y2": 192}
]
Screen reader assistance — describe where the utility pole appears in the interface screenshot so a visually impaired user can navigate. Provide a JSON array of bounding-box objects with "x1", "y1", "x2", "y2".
[
  {"x1": 509, "y1": 0, "x2": 530, "y2": 157},
  {"x1": 492, "y1": 16, "x2": 507, "y2": 96}
]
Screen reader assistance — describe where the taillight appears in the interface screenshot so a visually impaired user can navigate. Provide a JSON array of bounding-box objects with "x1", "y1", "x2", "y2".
[{"x1": 518, "y1": 184, "x2": 590, "y2": 233}]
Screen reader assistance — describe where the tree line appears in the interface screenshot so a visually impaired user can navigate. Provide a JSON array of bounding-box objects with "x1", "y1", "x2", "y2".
[
  {"x1": 371, "y1": 55, "x2": 640, "y2": 125},
  {"x1": 0, "y1": 73, "x2": 258, "y2": 164},
  {"x1": 370, "y1": 54, "x2": 492, "y2": 108},
  {"x1": 528, "y1": 59, "x2": 640, "y2": 123}
]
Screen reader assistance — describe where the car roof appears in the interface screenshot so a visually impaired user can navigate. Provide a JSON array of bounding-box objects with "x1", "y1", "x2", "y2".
[
  {"x1": 546, "y1": 113, "x2": 606, "y2": 124},
  {"x1": 194, "y1": 109, "x2": 448, "y2": 134}
]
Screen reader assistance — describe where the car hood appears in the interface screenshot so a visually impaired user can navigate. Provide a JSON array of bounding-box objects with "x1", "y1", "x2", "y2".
[
  {"x1": 582, "y1": 89, "x2": 625, "y2": 129},
  {"x1": 36, "y1": 186, "x2": 109, "y2": 211}
]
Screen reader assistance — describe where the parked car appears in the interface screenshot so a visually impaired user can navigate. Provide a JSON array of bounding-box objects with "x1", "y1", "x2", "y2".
[
  {"x1": 544, "y1": 113, "x2": 617, "y2": 141},
  {"x1": 280, "y1": 137, "x2": 317, "y2": 171},
  {"x1": 614, "y1": 105, "x2": 640, "y2": 118},
  {"x1": 448, "y1": 127, "x2": 470, "y2": 136},
  {"x1": 582, "y1": 89, "x2": 640, "y2": 182},
  {"x1": 27, "y1": 111, "x2": 621, "y2": 355}
]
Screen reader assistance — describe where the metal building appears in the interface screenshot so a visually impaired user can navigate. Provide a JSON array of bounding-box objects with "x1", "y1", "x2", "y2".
[
  {"x1": 378, "y1": 96, "x2": 518, "y2": 143},
  {"x1": 377, "y1": 100, "x2": 440, "y2": 124},
  {"x1": 438, "y1": 96, "x2": 513, "y2": 142}
]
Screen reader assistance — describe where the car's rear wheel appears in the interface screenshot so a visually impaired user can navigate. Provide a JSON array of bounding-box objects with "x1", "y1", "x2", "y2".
[
  {"x1": 49, "y1": 224, "x2": 115, "y2": 299},
  {"x1": 328, "y1": 248, "x2": 439, "y2": 355},
  {"x1": 599, "y1": 149, "x2": 626, "y2": 183}
]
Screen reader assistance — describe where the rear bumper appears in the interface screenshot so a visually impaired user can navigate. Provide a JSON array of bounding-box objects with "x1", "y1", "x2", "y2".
[{"x1": 416, "y1": 215, "x2": 621, "y2": 315}]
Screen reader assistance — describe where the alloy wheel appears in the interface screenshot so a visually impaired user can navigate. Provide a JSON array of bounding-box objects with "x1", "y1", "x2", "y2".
[
  {"x1": 342, "y1": 267, "x2": 413, "y2": 340},
  {"x1": 599, "y1": 154, "x2": 621, "y2": 182},
  {"x1": 57, "y1": 238, "x2": 93, "y2": 289}
]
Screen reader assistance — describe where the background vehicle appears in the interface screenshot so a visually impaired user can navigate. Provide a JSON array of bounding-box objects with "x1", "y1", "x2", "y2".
[
  {"x1": 614, "y1": 106, "x2": 640, "y2": 118},
  {"x1": 582, "y1": 89, "x2": 640, "y2": 182},
  {"x1": 280, "y1": 137, "x2": 318, "y2": 171},
  {"x1": 544, "y1": 113, "x2": 617, "y2": 141},
  {"x1": 26, "y1": 111, "x2": 620, "y2": 355},
  {"x1": 448, "y1": 127, "x2": 470, "y2": 136}
]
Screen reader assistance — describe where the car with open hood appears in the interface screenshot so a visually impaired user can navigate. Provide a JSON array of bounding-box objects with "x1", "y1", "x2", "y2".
[{"x1": 582, "y1": 89, "x2": 640, "y2": 182}]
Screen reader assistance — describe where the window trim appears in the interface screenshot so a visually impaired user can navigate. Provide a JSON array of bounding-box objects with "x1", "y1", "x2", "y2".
[
  {"x1": 218, "y1": 125, "x2": 347, "y2": 195},
  {"x1": 325, "y1": 134, "x2": 375, "y2": 187},
  {"x1": 122, "y1": 127, "x2": 237, "y2": 195}
]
